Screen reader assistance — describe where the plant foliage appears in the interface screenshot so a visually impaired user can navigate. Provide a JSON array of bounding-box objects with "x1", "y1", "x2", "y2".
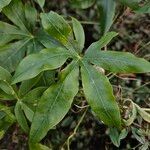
[{"x1": 0, "y1": 0, "x2": 150, "y2": 149}]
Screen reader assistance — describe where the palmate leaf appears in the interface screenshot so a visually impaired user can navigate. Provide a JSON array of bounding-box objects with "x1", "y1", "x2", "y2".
[
  {"x1": 29, "y1": 62, "x2": 79, "y2": 143},
  {"x1": 12, "y1": 47, "x2": 71, "y2": 84},
  {"x1": 0, "y1": 0, "x2": 57, "y2": 72},
  {"x1": 81, "y1": 62, "x2": 121, "y2": 127}
]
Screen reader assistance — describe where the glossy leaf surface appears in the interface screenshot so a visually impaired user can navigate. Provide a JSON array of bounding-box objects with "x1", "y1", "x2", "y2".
[
  {"x1": 30, "y1": 62, "x2": 79, "y2": 143},
  {"x1": 81, "y1": 62, "x2": 121, "y2": 128},
  {"x1": 72, "y1": 17, "x2": 85, "y2": 52},
  {"x1": 12, "y1": 47, "x2": 70, "y2": 84},
  {"x1": 97, "y1": 0, "x2": 116, "y2": 35},
  {"x1": 41, "y1": 11, "x2": 77, "y2": 56},
  {"x1": 84, "y1": 50, "x2": 150, "y2": 73}
]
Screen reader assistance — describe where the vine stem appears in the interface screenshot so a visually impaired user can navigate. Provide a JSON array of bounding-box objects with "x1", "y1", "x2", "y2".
[{"x1": 65, "y1": 107, "x2": 88, "y2": 150}]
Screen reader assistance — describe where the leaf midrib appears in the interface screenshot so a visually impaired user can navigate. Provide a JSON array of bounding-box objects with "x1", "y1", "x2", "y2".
[
  {"x1": 30, "y1": 62, "x2": 78, "y2": 142},
  {"x1": 45, "y1": 13, "x2": 78, "y2": 57},
  {"x1": 82, "y1": 62, "x2": 116, "y2": 125},
  {"x1": 14, "y1": 52, "x2": 70, "y2": 80},
  {"x1": 2, "y1": 38, "x2": 31, "y2": 66},
  {"x1": 12, "y1": 4, "x2": 30, "y2": 33}
]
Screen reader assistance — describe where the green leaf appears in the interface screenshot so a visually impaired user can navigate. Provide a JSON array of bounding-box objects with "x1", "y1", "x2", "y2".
[
  {"x1": 26, "y1": 38, "x2": 44, "y2": 55},
  {"x1": 97, "y1": 0, "x2": 116, "y2": 35},
  {"x1": 69, "y1": 0, "x2": 95, "y2": 9},
  {"x1": 0, "y1": 21, "x2": 28, "y2": 45},
  {"x1": 72, "y1": 17, "x2": 85, "y2": 52},
  {"x1": 40, "y1": 11, "x2": 77, "y2": 55},
  {"x1": 0, "y1": 66, "x2": 11, "y2": 82},
  {"x1": 81, "y1": 62, "x2": 121, "y2": 128},
  {"x1": 134, "y1": 2, "x2": 150, "y2": 14},
  {"x1": 40, "y1": 11, "x2": 72, "y2": 45},
  {"x1": 3, "y1": 0, "x2": 30, "y2": 33},
  {"x1": 84, "y1": 50, "x2": 150, "y2": 73},
  {"x1": 0, "y1": 130, "x2": 5, "y2": 140},
  {"x1": 12, "y1": 47, "x2": 71, "y2": 84},
  {"x1": 119, "y1": 129, "x2": 128, "y2": 140},
  {"x1": 39, "y1": 70, "x2": 56, "y2": 86},
  {"x1": 25, "y1": 3, "x2": 37, "y2": 31},
  {"x1": 15, "y1": 101, "x2": 29, "y2": 133},
  {"x1": 86, "y1": 32, "x2": 118, "y2": 55},
  {"x1": 109, "y1": 127, "x2": 128, "y2": 147},
  {"x1": 21, "y1": 103, "x2": 34, "y2": 122},
  {"x1": 22, "y1": 87, "x2": 46, "y2": 113},
  {"x1": 0, "y1": 104, "x2": 16, "y2": 133},
  {"x1": 0, "y1": 0, "x2": 45, "y2": 74},
  {"x1": 29, "y1": 143, "x2": 50, "y2": 150},
  {"x1": 120, "y1": 0, "x2": 150, "y2": 13},
  {"x1": 21, "y1": 87, "x2": 46, "y2": 122},
  {"x1": 0, "y1": 66, "x2": 15, "y2": 96},
  {"x1": 19, "y1": 74, "x2": 42, "y2": 97},
  {"x1": 0, "y1": 39, "x2": 31, "y2": 73},
  {"x1": 119, "y1": 0, "x2": 141, "y2": 10},
  {"x1": 0, "y1": 0, "x2": 11, "y2": 12},
  {"x1": 0, "y1": 89, "x2": 15, "y2": 100},
  {"x1": 0, "y1": 81, "x2": 15, "y2": 96},
  {"x1": 0, "y1": 104, "x2": 15, "y2": 123},
  {"x1": 34, "y1": 0, "x2": 45, "y2": 9},
  {"x1": 109, "y1": 127, "x2": 120, "y2": 147},
  {"x1": 29, "y1": 62, "x2": 79, "y2": 143},
  {"x1": 36, "y1": 29, "x2": 61, "y2": 49},
  {"x1": 135, "y1": 104, "x2": 150, "y2": 123},
  {"x1": 19, "y1": 70, "x2": 55, "y2": 97}
]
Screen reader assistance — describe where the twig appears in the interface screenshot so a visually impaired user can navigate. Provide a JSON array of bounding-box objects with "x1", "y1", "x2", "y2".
[{"x1": 65, "y1": 107, "x2": 88, "y2": 150}]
